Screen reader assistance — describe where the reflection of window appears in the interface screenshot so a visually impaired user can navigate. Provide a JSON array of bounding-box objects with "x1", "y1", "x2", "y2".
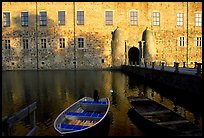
[
  {"x1": 3, "y1": 12, "x2": 10, "y2": 27},
  {"x1": 41, "y1": 39, "x2": 46, "y2": 48},
  {"x1": 59, "y1": 38, "x2": 65, "y2": 48},
  {"x1": 77, "y1": 37, "x2": 85, "y2": 48},
  {"x1": 22, "y1": 38, "x2": 29, "y2": 49},
  {"x1": 4, "y1": 40, "x2": 11, "y2": 49},
  {"x1": 179, "y1": 37, "x2": 184, "y2": 46},
  {"x1": 58, "y1": 11, "x2": 65, "y2": 25},
  {"x1": 177, "y1": 13, "x2": 184, "y2": 26},
  {"x1": 153, "y1": 12, "x2": 160, "y2": 26},
  {"x1": 40, "y1": 11, "x2": 47, "y2": 26},
  {"x1": 105, "y1": 11, "x2": 113, "y2": 25},
  {"x1": 130, "y1": 11, "x2": 138, "y2": 25},
  {"x1": 196, "y1": 37, "x2": 202, "y2": 46},
  {"x1": 77, "y1": 11, "x2": 84, "y2": 25},
  {"x1": 195, "y1": 13, "x2": 202, "y2": 26},
  {"x1": 21, "y1": 12, "x2": 29, "y2": 26}
]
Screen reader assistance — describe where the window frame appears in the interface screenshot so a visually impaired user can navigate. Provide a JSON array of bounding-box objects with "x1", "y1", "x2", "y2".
[
  {"x1": 4, "y1": 39, "x2": 11, "y2": 49},
  {"x1": 58, "y1": 11, "x2": 65, "y2": 25},
  {"x1": 179, "y1": 36, "x2": 185, "y2": 46},
  {"x1": 130, "y1": 10, "x2": 138, "y2": 26},
  {"x1": 21, "y1": 11, "x2": 29, "y2": 27},
  {"x1": 22, "y1": 38, "x2": 29, "y2": 49},
  {"x1": 76, "y1": 37, "x2": 86, "y2": 49},
  {"x1": 196, "y1": 37, "x2": 202, "y2": 47},
  {"x1": 105, "y1": 11, "x2": 113, "y2": 25},
  {"x1": 40, "y1": 38, "x2": 47, "y2": 48},
  {"x1": 195, "y1": 13, "x2": 202, "y2": 27},
  {"x1": 59, "y1": 38, "x2": 66, "y2": 48},
  {"x1": 152, "y1": 12, "x2": 160, "y2": 26},
  {"x1": 40, "y1": 11, "x2": 47, "y2": 26},
  {"x1": 77, "y1": 11, "x2": 84, "y2": 25},
  {"x1": 3, "y1": 12, "x2": 10, "y2": 27},
  {"x1": 177, "y1": 13, "x2": 184, "y2": 26}
]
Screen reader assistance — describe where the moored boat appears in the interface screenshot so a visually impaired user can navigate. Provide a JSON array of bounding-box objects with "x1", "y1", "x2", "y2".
[
  {"x1": 54, "y1": 97, "x2": 110, "y2": 136},
  {"x1": 127, "y1": 96, "x2": 202, "y2": 136}
]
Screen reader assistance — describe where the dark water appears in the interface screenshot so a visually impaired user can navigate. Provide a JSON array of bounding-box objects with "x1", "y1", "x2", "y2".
[{"x1": 2, "y1": 70, "x2": 202, "y2": 136}]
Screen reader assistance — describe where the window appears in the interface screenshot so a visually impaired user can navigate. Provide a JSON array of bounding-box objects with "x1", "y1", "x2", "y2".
[
  {"x1": 22, "y1": 38, "x2": 29, "y2": 49},
  {"x1": 177, "y1": 13, "x2": 184, "y2": 26},
  {"x1": 58, "y1": 11, "x2": 65, "y2": 25},
  {"x1": 41, "y1": 39, "x2": 46, "y2": 48},
  {"x1": 59, "y1": 38, "x2": 65, "y2": 48},
  {"x1": 77, "y1": 37, "x2": 85, "y2": 48},
  {"x1": 40, "y1": 11, "x2": 47, "y2": 26},
  {"x1": 105, "y1": 11, "x2": 113, "y2": 25},
  {"x1": 153, "y1": 12, "x2": 160, "y2": 26},
  {"x1": 196, "y1": 37, "x2": 202, "y2": 46},
  {"x1": 179, "y1": 37, "x2": 184, "y2": 46},
  {"x1": 195, "y1": 13, "x2": 202, "y2": 26},
  {"x1": 21, "y1": 12, "x2": 28, "y2": 26},
  {"x1": 4, "y1": 40, "x2": 11, "y2": 49},
  {"x1": 130, "y1": 11, "x2": 138, "y2": 25},
  {"x1": 3, "y1": 12, "x2": 10, "y2": 27},
  {"x1": 77, "y1": 11, "x2": 84, "y2": 25}
]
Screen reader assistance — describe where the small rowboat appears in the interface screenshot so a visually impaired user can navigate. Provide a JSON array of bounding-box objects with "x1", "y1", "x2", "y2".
[
  {"x1": 128, "y1": 96, "x2": 202, "y2": 136},
  {"x1": 54, "y1": 97, "x2": 110, "y2": 136}
]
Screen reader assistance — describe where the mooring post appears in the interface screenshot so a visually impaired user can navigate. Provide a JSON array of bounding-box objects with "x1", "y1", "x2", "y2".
[
  {"x1": 152, "y1": 61, "x2": 155, "y2": 69},
  {"x1": 161, "y1": 62, "x2": 164, "y2": 71},
  {"x1": 174, "y1": 62, "x2": 179, "y2": 73},
  {"x1": 2, "y1": 116, "x2": 9, "y2": 136},
  {"x1": 144, "y1": 61, "x2": 147, "y2": 68},
  {"x1": 183, "y1": 62, "x2": 186, "y2": 68},
  {"x1": 196, "y1": 63, "x2": 202, "y2": 76},
  {"x1": 194, "y1": 62, "x2": 197, "y2": 68}
]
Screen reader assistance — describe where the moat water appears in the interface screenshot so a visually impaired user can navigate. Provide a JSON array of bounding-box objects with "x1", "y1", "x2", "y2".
[{"x1": 2, "y1": 70, "x2": 202, "y2": 136}]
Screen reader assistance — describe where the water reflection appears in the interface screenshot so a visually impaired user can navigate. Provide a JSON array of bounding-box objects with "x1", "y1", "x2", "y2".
[{"x1": 2, "y1": 70, "x2": 202, "y2": 136}]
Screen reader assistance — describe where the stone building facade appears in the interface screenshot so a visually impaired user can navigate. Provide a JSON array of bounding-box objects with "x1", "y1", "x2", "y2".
[{"x1": 2, "y1": 2, "x2": 202, "y2": 70}]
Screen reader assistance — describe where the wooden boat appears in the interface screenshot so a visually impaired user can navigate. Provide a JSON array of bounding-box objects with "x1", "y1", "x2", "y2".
[
  {"x1": 54, "y1": 97, "x2": 110, "y2": 136},
  {"x1": 127, "y1": 96, "x2": 202, "y2": 136}
]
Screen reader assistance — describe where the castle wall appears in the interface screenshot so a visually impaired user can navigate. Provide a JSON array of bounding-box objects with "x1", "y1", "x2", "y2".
[{"x1": 2, "y1": 2, "x2": 202, "y2": 70}]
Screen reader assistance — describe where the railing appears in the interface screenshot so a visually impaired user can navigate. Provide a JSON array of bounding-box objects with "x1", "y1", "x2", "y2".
[
  {"x1": 2, "y1": 102, "x2": 37, "y2": 136},
  {"x1": 128, "y1": 61, "x2": 202, "y2": 76}
]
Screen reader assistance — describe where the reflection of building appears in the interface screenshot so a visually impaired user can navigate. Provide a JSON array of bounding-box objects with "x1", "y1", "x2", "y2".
[{"x1": 2, "y1": 2, "x2": 202, "y2": 70}]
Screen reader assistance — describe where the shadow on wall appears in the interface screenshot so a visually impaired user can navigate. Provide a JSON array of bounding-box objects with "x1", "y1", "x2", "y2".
[
  {"x1": 111, "y1": 27, "x2": 125, "y2": 67},
  {"x1": 141, "y1": 28, "x2": 156, "y2": 63},
  {"x1": 66, "y1": 31, "x2": 110, "y2": 69},
  {"x1": 2, "y1": 13, "x2": 110, "y2": 70},
  {"x1": 2, "y1": 14, "x2": 63, "y2": 70}
]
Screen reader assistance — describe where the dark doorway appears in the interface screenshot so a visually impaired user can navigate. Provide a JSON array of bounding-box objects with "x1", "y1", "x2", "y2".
[{"x1": 128, "y1": 47, "x2": 139, "y2": 65}]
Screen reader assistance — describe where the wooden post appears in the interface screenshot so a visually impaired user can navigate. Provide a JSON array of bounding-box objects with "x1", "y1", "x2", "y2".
[
  {"x1": 174, "y1": 62, "x2": 179, "y2": 73},
  {"x1": 2, "y1": 116, "x2": 9, "y2": 136},
  {"x1": 183, "y1": 62, "x2": 186, "y2": 68},
  {"x1": 194, "y1": 62, "x2": 197, "y2": 68},
  {"x1": 152, "y1": 61, "x2": 155, "y2": 69},
  {"x1": 3, "y1": 102, "x2": 37, "y2": 136},
  {"x1": 196, "y1": 63, "x2": 202, "y2": 76},
  {"x1": 144, "y1": 61, "x2": 147, "y2": 68},
  {"x1": 161, "y1": 62, "x2": 164, "y2": 71}
]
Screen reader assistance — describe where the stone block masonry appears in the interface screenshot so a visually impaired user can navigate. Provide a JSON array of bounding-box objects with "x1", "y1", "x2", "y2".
[{"x1": 2, "y1": 2, "x2": 202, "y2": 70}]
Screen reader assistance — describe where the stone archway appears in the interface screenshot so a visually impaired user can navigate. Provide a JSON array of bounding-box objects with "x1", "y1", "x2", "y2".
[{"x1": 128, "y1": 47, "x2": 140, "y2": 65}]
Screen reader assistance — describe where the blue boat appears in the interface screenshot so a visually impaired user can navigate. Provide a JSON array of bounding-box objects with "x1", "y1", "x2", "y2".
[{"x1": 54, "y1": 97, "x2": 110, "y2": 136}]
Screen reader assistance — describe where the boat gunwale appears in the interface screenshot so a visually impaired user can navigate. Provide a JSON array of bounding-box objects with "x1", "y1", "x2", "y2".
[
  {"x1": 54, "y1": 96, "x2": 110, "y2": 135},
  {"x1": 127, "y1": 96, "x2": 202, "y2": 136}
]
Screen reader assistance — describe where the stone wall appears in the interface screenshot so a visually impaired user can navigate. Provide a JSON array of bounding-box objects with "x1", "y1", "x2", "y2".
[
  {"x1": 2, "y1": 2, "x2": 202, "y2": 70},
  {"x1": 121, "y1": 65, "x2": 203, "y2": 99}
]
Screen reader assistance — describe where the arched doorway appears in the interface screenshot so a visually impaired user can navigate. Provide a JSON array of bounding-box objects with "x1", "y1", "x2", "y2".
[{"x1": 128, "y1": 47, "x2": 140, "y2": 65}]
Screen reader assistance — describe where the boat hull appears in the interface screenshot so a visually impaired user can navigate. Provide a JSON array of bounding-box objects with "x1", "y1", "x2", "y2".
[
  {"x1": 54, "y1": 97, "x2": 110, "y2": 136},
  {"x1": 127, "y1": 96, "x2": 202, "y2": 136}
]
